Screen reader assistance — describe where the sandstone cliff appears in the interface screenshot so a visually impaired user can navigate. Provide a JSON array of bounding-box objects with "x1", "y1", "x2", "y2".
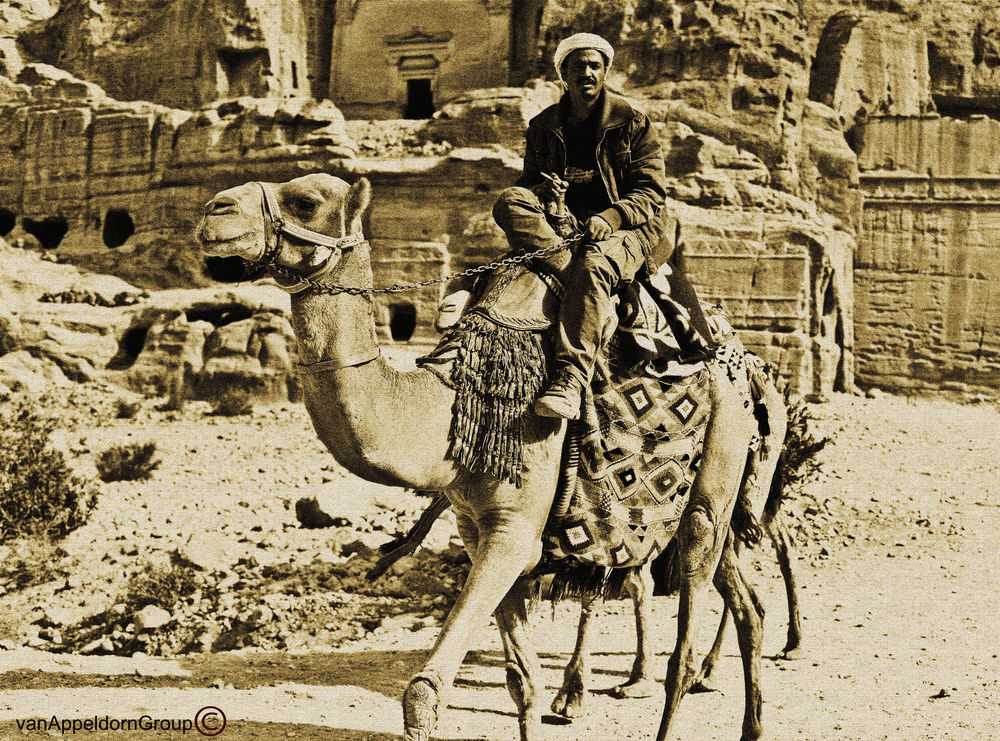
[{"x1": 2, "y1": 0, "x2": 998, "y2": 396}]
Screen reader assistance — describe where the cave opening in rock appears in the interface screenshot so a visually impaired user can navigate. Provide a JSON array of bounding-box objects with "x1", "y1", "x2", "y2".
[
  {"x1": 184, "y1": 305, "x2": 254, "y2": 327},
  {"x1": 107, "y1": 326, "x2": 150, "y2": 370},
  {"x1": 22, "y1": 217, "x2": 69, "y2": 249},
  {"x1": 102, "y1": 208, "x2": 135, "y2": 248},
  {"x1": 0, "y1": 208, "x2": 15, "y2": 237},
  {"x1": 405, "y1": 78, "x2": 435, "y2": 119},
  {"x1": 217, "y1": 47, "x2": 269, "y2": 98},
  {"x1": 389, "y1": 302, "x2": 417, "y2": 341}
]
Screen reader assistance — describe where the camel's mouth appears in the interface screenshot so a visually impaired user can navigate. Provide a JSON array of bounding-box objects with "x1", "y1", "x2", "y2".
[{"x1": 204, "y1": 255, "x2": 255, "y2": 283}]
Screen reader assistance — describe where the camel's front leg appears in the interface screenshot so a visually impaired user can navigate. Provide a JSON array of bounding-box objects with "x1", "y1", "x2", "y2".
[
  {"x1": 612, "y1": 562, "x2": 657, "y2": 698},
  {"x1": 657, "y1": 372, "x2": 754, "y2": 741},
  {"x1": 551, "y1": 592, "x2": 599, "y2": 718},
  {"x1": 496, "y1": 579, "x2": 543, "y2": 741},
  {"x1": 403, "y1": 421, "x2": 562, "y2": 741}
]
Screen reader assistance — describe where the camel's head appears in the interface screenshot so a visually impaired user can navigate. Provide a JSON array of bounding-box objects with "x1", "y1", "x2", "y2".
[{"x1": 196, "y1": 173, "x2": 371, "y2": 285}]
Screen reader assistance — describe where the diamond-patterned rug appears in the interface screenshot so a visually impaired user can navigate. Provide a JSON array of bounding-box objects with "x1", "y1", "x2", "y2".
[{"x1": 543, "y1": 352, "x2": 717, "y2": 568}]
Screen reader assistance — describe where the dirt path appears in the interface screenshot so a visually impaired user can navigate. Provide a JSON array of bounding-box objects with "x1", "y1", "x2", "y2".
[{"x1": 2, "y1": 391, "x2": 998, "y2": 740}]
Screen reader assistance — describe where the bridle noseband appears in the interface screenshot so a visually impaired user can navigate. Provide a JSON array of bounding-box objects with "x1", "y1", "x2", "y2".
[{"x1": 251, "y1": 181, "x2": 366, "y2": 294}]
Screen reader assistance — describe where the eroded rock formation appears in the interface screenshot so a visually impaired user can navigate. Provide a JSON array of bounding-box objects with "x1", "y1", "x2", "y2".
[{"x1": 2, "y1": 0, "x2": 998, "y2": 396}]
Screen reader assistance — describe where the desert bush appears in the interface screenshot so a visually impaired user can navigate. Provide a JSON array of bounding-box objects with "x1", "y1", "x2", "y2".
[
  {"x1": 0, "y1": 398, "x2": 99, "y2": 543},
  {"x1": 211, "y1": 386, "x2": 254, "y2": 416},
  {"x1": 124, "y1": 557, "x2": 201, "y2": 612},
  {"x1": 0, "y1": 536, "x2": 63, "y2": 591},
  {"x1": 114, "y1": 398, "x2": 141, "y2": 419},
  {"x1": 95, "y1": 442, "x2": 160, "y2": 482}
]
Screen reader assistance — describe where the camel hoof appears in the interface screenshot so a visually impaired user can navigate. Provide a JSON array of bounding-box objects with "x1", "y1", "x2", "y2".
[
  {"x1": 611, "y1": 678, "x2": 657, "y2": 699},
  {"x1": 777, "y1": 645, "x2": 803, "y2": 661},
  {"x1": 403, "y1": 673, "x2": 441, "y2": 741},
  {"x1": 688, "y1": 677, "x2": 719, "y2": 694},
  {"x1": 550, "y1": 689, "x2": 584, "y2": 719}
]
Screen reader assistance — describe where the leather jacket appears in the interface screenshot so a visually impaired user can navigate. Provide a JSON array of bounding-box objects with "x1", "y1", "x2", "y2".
[{"x1": 517, "y1": 89, "x2": 669, "y2": 270}]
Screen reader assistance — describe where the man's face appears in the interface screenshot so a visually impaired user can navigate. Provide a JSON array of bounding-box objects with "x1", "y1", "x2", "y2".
[{"x1": 563, "y1": 48, "x2": 606, "y2": 104}]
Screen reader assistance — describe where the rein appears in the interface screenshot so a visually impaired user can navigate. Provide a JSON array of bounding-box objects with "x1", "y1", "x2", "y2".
[{"x1": 245, "y1": 181, "x2": 579, "y2": 373}]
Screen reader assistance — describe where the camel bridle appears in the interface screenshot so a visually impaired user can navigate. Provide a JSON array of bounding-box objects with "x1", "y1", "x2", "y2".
[{"x1": 250, "y1": 181, "x2": 366, "y2": 293}]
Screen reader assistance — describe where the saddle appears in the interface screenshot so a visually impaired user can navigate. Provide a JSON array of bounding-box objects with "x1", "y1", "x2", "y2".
[{"x1": 421, "y1": 245, "x2": 763, "y2": 574}]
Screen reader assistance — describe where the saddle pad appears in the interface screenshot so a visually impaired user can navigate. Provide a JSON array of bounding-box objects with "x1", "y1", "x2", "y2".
[{"x1": 544, "y1": 361, "x2": 714, "y2": 568}]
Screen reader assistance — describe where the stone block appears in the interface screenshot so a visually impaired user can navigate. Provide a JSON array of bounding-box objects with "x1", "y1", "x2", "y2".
[{"x1": 90, "y1": 112, "x2": 156, "y2": 176}]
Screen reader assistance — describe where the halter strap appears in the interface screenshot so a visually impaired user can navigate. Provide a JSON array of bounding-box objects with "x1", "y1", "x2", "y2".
[
  {"x1": 258, "y1": 181, "x2": 365, "y2": 251},
  {"x1": 296, "y1": 348, "x2": 381, "y2": 375}
]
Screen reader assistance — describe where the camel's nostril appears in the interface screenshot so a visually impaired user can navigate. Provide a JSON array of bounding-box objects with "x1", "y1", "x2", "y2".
[{"x1": 206, "y1": 197, "x2": 238, "y2": 216}]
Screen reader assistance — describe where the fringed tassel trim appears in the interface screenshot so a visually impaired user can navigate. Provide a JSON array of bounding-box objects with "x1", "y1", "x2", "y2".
[
  {"x1": 445, "y1": 313, "x2": 547, "y2": 487},
  {"x1": 546, "y1": 561, "x2": 640, "y2": 603}
]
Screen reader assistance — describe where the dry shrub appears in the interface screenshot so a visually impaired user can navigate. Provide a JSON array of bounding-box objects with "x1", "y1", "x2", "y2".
[
  {"x1": 211, "y1": 387, "x2": 254, "y2": 416},
  {"x1": 95, "y1": 442, "x2": 160, "y2": 482},
  {"x1": 0, "y1": 398, "x2": 98, "y2": 543},
  {"x1": 114, "y1": 398, "x2": 141, "y2": 419},
  {"x1": 124, "y1": 557, "x2": 201, "y2": 612},
  {"x1": 0, "y1": 536, "x2": 63, "y2": 591}
]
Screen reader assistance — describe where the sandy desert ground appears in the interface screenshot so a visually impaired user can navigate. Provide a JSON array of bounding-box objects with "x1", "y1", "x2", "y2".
[{"x1": 1, "y1": 347, "x2": 998, "y2": 740}]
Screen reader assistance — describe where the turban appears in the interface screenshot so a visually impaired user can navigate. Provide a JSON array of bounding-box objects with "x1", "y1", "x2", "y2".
[{"x1": 553, "y1": 33, "x2": 614, "y2": 80}]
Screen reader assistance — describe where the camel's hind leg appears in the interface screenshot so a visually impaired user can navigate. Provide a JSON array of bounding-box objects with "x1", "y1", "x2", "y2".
[
  {"x1": 551, "y1": 592, "x2": 598, "y2": 718},
  {"x1": 612, "y1": 562, "x2": 657, "y2": 698},
  {"x1": 496, "y1": 578, "x2": 543, "y2": 741},
  {"x1": 714, "y1": 531, "x2": 765, "y2": 741},
  {"x1": 657, "y1": 370, "x2": 754, "y2": 741},
  {"x1": 765, "y1": 508, "x2": 802, "y2": 658}
]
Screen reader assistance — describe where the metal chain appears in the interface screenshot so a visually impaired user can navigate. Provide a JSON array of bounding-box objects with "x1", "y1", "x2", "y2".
[{"x1": 270, "y1": 232, "x2": 584, "y2": 296}]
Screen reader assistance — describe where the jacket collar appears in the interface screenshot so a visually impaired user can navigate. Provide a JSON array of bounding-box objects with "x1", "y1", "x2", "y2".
[{"x1": 534, "y1": 88, "x2": 636, "y2": 133}]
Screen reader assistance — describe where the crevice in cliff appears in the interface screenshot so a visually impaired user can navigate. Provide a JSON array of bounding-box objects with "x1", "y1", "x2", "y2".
[
  {"x1": 184, "y1": 305, "x2": 254, "y2": 328},
  {"x1": 107, "y1": 326, "x2": 150, "y2": 371},
  {"x1": 102, "y1": 209, "x2": 135, "y2": 248},
  {"x1": 0, "y1": 208, "x2": 15, "y2": 237}
]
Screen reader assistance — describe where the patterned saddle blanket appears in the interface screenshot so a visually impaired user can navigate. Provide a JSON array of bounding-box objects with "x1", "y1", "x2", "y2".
[
  {"x1": 543, "y1": 328, "x2": 757, "y2": 569},
  {"x1": 420, "y1": 256, "x2": 760, "y2": 569}
]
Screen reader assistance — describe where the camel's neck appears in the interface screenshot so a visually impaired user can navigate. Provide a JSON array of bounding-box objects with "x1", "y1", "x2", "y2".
[
  {"x1": 290, "y1": 288, "x2": 379, "y2": 369},
  {"x1": 286, "y1": 255, "x2": 457, "y2": 490}
]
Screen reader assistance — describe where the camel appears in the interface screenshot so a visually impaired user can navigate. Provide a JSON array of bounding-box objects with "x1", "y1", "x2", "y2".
[
  {"x1": 196, "y1": 172, "x2": 767, "y2": 741},
  {"x1": 371, "y1": 375, "x2": 802, "y2": 718}
]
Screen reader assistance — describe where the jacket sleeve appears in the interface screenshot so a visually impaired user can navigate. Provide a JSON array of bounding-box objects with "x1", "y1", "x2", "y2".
[
  {"x1": 515, "y1": 125, "x2": 545, "y2": 189},
  {"x1": 609, "y1": 115, "x2": 666, "y2": 229}
]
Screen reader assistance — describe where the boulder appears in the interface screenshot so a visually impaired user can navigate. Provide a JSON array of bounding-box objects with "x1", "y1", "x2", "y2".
[
  {"x1": 0, "y1": 349, "x2": 70, "y2": 392},
  {"x1": 0, "y1": 300, "x2": 22, "y2": 353},
  {"x1": 134, "y1": 605, "x2": 172, "y2": 632}
]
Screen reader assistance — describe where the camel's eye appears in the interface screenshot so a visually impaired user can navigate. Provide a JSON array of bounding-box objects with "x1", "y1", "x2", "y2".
[{"x1": 291, "y1": 196, "x2": 320, "y2": 215}]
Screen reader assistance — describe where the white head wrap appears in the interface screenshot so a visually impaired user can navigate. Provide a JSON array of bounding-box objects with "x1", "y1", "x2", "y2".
[{"x1": 554, "y1": 33, "x2": 614, "y2": 80}]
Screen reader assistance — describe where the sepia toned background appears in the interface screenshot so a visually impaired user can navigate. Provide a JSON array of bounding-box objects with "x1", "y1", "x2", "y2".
[{"x1": 1, "y1": 1, "x2": 998, "y2": 739}]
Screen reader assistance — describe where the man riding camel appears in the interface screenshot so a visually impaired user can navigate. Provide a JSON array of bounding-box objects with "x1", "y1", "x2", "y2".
[{"x1": 493, "y1": 32, "x2": 669, "y2": 420}]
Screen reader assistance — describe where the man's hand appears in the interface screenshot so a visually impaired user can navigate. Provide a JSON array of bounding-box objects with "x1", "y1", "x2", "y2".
[
  {"x1": 539, "y1": 172, "x2": 568, "y2": 202},
  {"x1": 584, "y1": 215, "x2": 613, "y2": 241}
]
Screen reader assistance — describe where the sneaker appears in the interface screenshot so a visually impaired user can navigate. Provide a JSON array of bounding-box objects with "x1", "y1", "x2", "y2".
[{"x1": 534, "y1": 375, "x2": 583, "y2": 420}]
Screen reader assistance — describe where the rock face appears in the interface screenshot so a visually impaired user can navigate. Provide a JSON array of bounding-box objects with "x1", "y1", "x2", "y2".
[
  {"x1": 807, "y1": 12, "x2": 1000, "y2": 394},
  {"x1": 22, "y1": 0, "x2": 547, "y2": 116},
  {"x1": 4, "y1": 0, "x2": 999, "y2": 396},
  {"x1": 123, "y1": 288, "x2": 299, "y2": 403},
  {"x1": 0, "y1": 66, "x2": 356, "y2": 289},
  {"x1": 853, "y1": 115, "x2": 1000, "y2": 393}
]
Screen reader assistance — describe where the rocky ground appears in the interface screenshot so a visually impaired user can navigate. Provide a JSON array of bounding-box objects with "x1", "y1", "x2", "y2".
[{"x1": 1, "y1": 356, "x2": 998, "y2": 739}]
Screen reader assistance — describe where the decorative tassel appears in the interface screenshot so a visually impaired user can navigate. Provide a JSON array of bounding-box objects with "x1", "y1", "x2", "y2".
[{"x1": 443, "y1": 313, "x2": 548, "y2": 487}]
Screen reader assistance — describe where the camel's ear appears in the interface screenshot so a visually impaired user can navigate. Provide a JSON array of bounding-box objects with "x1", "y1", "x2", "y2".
[{"x1": 345, "y1": 177, "x2": 371, "y2": 235}]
